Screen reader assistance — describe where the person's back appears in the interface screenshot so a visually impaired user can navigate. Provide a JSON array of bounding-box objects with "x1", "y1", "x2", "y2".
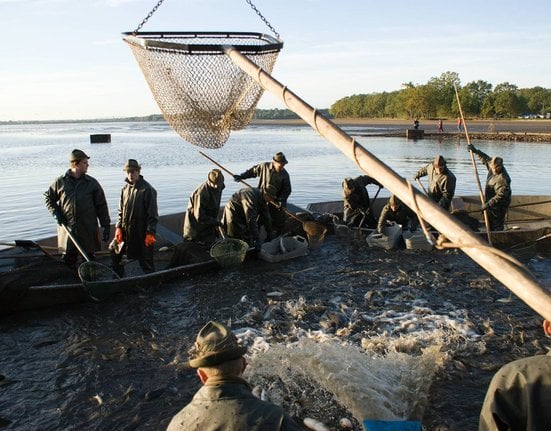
[
  {"x1": 479, "y1": 320, "x2": 551, "y2": 431},
  {"x1": 168, "y1": 375, "x2": 299, "y2": 431},
  {"x1": 166, "y1": 321, "x2": 302, "y2": 431}
]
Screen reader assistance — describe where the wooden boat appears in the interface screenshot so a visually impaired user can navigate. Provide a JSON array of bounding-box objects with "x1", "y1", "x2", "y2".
[
  {"x1": 0, "y1": 212, "x2": 252, "y2": 316},
  {"x1": 307, "y1": 195, "x2": 551, "y2": 254}
]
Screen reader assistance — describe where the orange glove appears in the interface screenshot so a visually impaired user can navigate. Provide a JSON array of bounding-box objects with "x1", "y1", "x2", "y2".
[
  {"x1": 144, "y1": 233, "x2": 156, "y2": 247},
  {"x1": 115, "y1": 227, "x2": 123, "y2": 243}
]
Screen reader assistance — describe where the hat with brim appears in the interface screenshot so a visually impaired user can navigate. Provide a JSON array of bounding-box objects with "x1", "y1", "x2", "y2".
[
  {"x1": 433, "y1": 155, "x2": 446, "y2": 167},
  {"x1": 123, "y1": 159, "x2": 141, "y2": 171},
  {"x1": 273, "y1": 152, "x2": 288, "y2": 165},
  {"x1": 186, "y1": 321, "x2": 247, "y2": 368},
  {"x1": 69, "y1": 149, "x2": 90, "y2": 162}
]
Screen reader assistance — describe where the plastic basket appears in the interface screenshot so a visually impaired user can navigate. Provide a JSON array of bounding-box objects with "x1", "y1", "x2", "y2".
[{"x1": 210, "y1": 238, "x2": 249, "y2": 267}]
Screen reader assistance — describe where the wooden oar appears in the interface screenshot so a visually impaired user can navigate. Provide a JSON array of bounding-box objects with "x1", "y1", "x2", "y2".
[
  {"x1": 454, "y1": 82, "x2": 492, "y2": 245},
  {"x1": 224, "y1": 46, "x2": 551, "y2": 322},
  {"x1": 198, "y1": 151, "x2": 323, "y2": 231}
]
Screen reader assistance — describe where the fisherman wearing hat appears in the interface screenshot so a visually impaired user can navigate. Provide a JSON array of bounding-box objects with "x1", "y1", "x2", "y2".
[
  {"x1": 183, "y1": 169, "x2": 225, "y2": 245},
  {"x1": 414, "y1": 155, "x2": 456, "y2": 211},
  {"x1": 377, "y1": 194, "x2": 418, "y2": 234},
  {"x1": 44, "y1": 149, "x2": 110, "y2": 271},
  {"x1": 233, "y1": 152, "x2": 291, "y2": 236},
  {"x1": 221, "y1": 187, "x2": 273, "y2": 251},
  {"x1": 111, "y1": 159, "x2": 158, "y2": 277},
  {"x1": 166, "y1": 321, "x2": 303, "y2": 431},
  {"x1": 342, "y1": 175, "x2": 383, "y2": 228},
  {"x1": 467, "y1": 143, "x2": 511, "y2": 231}
]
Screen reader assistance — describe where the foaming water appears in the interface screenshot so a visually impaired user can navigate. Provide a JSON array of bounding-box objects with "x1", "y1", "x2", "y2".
[{"x1": 1, "y1": 121, "x2": 550, "y2": 244}]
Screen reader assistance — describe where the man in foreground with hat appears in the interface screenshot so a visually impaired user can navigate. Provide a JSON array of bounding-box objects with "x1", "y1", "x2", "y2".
[
  {"x1": 233, "y1": 152, "x2": 291, "y2": 236},
  {"x1": 166, "y1": 321, "x2": 303, "y2": 431},
  {"x1": 467, "y1": 144, "x2": 511, "y2": 231},
  {"x1": 44, "y1": 149, "x2": 110, "y2": 271},
  {"x1": 377, "y1": 194, "x2": 418, "y2": 234},
  {"x1": 414, "y1": 155, "x2": 456, "y2": 211},
  {"x1": 183, "y1": 169, "x2": 225, "y2": 245},
  {"x1": 111, "y1": 159, "x2": 158, "y2": 276}
]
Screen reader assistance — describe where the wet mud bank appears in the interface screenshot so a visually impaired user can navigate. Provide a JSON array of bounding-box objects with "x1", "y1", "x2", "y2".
[{"x1": 1, "y1": 236, "x2": 550, "y2": 430}]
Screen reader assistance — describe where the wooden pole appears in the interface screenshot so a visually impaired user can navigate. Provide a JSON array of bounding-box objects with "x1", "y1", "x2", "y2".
[
  {"x1": 224, "y1": 46, "x2": 551, "y2": 321},
  {"x1": 453, "y1": 83, "x2": 493, "y2": 245}
]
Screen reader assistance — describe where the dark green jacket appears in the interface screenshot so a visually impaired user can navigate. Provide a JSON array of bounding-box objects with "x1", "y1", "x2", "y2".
[
  {"x1": 377, "y1": 203, "x2": 418, "y2": 233},
  {"x1": 415, "y1": 164, "x2": 456, "y2": 210},
  {"x1": 183, "y1": 180, "x2": 223, "y2": 244},
  {"x1": 479, "y1": 352, "x2": 551, "y2": 431},
  {"x1": 222, "y1": 188, "x2": 271, "y2": 246},
  {"x1": 116, "y1": 176, "x2": 158, "y2": 259},
  {"x1": 473, "y1": 149, "x2": 512, "y2": 209},
  {"x1": 44, "y1": 170, "x2": 110, "y2": 253},
  {"x1": 166, "y1": 376, "x2": 303, "y2": 431},
  {"x1": 343, "y1": 175, "x2": 382, "y2": 225},
  {"x1": 239, "y1": 162, "x2": 291, "y2": 206}
]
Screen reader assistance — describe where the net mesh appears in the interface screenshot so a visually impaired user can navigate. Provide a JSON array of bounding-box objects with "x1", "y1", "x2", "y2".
[{"x1": 124, "y1": 32, "x2": 282, "y2": 148}]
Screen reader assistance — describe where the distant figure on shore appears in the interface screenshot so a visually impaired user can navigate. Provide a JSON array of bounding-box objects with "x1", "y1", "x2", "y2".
[
  {"x1": 479, "y1": 319, "x2": 551, "y2": 431},
  {"x1": 467, "y1": 144, "x2": 511, "y2": 231},
  {"x1": 44, "y1": 149, "x2": 110, "y2": 272},
  {"x1": 456, "y1": 117, "x2": 462, "y2": 131},
  {"x1": 413, "y1": 119, "x2": 420, "y2": 130},
  {"x1": 111, "y1": 159, "x2": 158, "y2": 277},
  {"x1": 437, "y1": 119, "x2": 444, "y2": 133},
  {"x1": 414, "y1": 155, "x2": 456, "y2": 211}
]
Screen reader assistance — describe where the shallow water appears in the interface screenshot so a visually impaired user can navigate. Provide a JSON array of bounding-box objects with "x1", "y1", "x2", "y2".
[
  {"x1": 1, "y1": 121, "x2": 550, "y2": 242},
  {"x1": 1, "y1": 122, "x2": 551, "y2": 430}
]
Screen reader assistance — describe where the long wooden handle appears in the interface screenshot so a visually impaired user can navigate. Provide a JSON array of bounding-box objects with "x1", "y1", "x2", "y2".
[
  {"x1": 61, "y1": 224, "x2": 91, "y2": 262},
  {"x1": 199, "y1": 150, "x2": 304, "y2": 224},
  {"x1": 454, "y1": 83, "x2": 493, "y2": 245},
  {"x1": 224, "y1": 46, "x2": 551, "y2": 321},
  {"x1": 416, "y1": 178, "x2": 428, "y2": 195}
]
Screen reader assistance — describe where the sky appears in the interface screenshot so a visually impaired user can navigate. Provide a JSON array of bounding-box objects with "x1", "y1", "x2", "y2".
[{"x1": 1, "y1": 0, "x2": 550, "y2": 121}]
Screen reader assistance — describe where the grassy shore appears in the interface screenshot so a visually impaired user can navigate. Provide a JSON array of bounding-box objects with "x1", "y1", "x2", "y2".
[{"x1": 252, "y1": 117, "x2": 551, "y2": 134}]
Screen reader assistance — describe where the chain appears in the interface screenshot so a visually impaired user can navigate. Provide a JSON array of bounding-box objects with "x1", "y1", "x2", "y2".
[
  {"x1": 245, "y1": 0, "x2": 280, "y2": 39},
  {"x1": 133, "y1": 0, "x2": 166, "y2": 35}
]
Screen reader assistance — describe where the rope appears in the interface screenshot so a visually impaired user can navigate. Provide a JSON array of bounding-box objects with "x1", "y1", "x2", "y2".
[{"x1": 245, "y1": 0, "x2": 280, "y2": 39}]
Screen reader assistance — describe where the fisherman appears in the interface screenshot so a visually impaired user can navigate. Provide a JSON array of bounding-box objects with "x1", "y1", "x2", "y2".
[
  {"x1": 44, "y1": 149, "x2": 110, "y2": 271},
  {"x1": 221, "y1": 187, "x2": 272, "y2": 251},
  {"x1": 414, "y1": 155, "x2": 456, "y2": 211},
  {"x1": 467, "y1": 144, "x2": 512, "y2": 231},
  {"x1": 166, "y1": 321, "x2": 303, "y2": 431},
  {"x1": 183, "y1": 169, "x2": 225, "y2": 245},
  {"x1": 342, "y1": 175, "x2": 383, "y2": 228},
  {"x1": 111, "y1": 159, "x2": 158, "y2": 277},
  {"x1": 479, "y1": 319, "x2": 551, "y2": 431},
  {"x1": 233, "y1": 152, "x2": 291, "y2": 236},
  {"x1": 377, "y1": 195, "x2": 418, "y2": 234}
]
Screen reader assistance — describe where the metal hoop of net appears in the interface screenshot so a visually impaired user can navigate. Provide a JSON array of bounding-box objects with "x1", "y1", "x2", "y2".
[{"x1": 123, "y1": 32, "x2": 283, "y2": 148}]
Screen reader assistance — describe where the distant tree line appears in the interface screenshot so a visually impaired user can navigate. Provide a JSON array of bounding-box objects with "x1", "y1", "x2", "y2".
[{"x1": 329, "y1": 71, "x2": 551, "y2": 120}]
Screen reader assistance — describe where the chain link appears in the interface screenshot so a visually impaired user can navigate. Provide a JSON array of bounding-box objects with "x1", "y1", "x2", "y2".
[
  {"x1": 133, "y1": 0, "x2": 166, "y2": 35},
  {"x1": 245, "y1": 0, "x2": 280, "y2": 39}
]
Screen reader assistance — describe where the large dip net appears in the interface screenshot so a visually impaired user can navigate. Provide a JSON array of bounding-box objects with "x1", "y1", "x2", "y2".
[{"x1": 123, "y1": 1, "x2": 283, "y2": 148}]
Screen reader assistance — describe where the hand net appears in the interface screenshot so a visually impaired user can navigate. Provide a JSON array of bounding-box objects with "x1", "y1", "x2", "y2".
[{"x1": 123, "y1": 32, "x2": 283, "y2": 148}]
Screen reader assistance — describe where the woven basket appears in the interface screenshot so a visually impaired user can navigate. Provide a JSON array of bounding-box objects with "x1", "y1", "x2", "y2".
[{"x1": 210, "y1": 238, "x2": 249, "y2": 267}]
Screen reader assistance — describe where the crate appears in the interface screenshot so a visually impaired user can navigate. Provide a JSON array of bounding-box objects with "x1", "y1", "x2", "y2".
[
  {"x1": 402, "y1": 231, "x2": 433, "y2": 251},
  {"x1": 366, "y1": 223, "x2": 402, "y2": 250},
  {"x1": 259, "y1": 235, "x2": 309, "y2": 263}
]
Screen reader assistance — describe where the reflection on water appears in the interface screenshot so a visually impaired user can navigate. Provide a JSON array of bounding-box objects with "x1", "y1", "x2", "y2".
[{"x1": 1, "y1": 121, "x2": 550, "y2": 243}]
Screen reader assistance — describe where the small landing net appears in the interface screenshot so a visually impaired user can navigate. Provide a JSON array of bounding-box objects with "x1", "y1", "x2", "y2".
[{"x1": 123, "y1": 31, "x2": 282, "y2": 148}]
